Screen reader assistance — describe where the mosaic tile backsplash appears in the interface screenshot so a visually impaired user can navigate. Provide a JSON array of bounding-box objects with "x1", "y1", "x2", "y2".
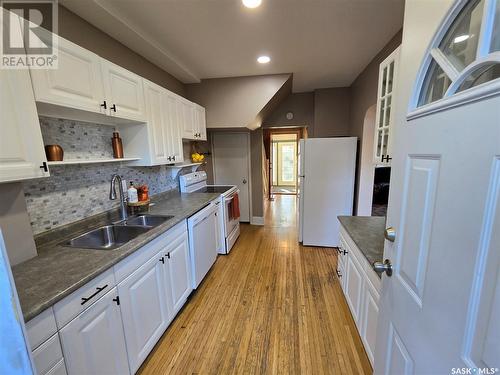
[{"x1": 24, "y1": 118, "x2": 180, "y2": 235}]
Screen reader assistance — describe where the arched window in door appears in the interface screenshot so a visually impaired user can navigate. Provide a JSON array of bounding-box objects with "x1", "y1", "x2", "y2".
[{"x1": 410, "y1": 0, "x2": 500, "y2": 116}]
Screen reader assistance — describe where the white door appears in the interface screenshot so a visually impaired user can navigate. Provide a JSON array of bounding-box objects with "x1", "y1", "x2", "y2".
[
  {"x1": 118, "y1": 254, "x2": 170, "y2": 373},
  {"x1": 29, "y1": 35, "x2": 105, "y2": 115},
  {"x1": 375, "y1": 1, "x2": 500, "y2": 373},
  {"x1": 164, "y1": 232, "x2": 192, "y2": 315},
  {"x1": 164, "y1": 92, "x2": 184, "y2": 163},
  {"x1": 101, "y1": 61, "x2": 146, "y2": 122},
  {"x1": 212, "y1": 132, "x2": 251, "y2": 222},
  {"x1": 0, "y1": 13, "x2": 49, "y2": 184},
  {"x1": 59, "y1": 288, "x2": 129, "y2": 375},
  {"x1": 144, "y1": 81, "x2": 169, "y2": 164}
]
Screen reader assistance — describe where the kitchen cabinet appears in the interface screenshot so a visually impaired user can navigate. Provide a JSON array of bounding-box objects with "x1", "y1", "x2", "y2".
[
  {"x1": 338, "y1": 227, "x2": 382, "y2": 366},
  {"x1": 163, "y1": 230, "x2": 192, "y2": 315},
  {"x1": 29, "y1": 36, "x2": 105, "y2": 116},
  {"x1": 118, "y1": 252, "x2": 170, "y2": 373},
  {"x1": 0, "y1": 14, "x2": 49, "y2": 184},
  {"x1": 373, "y1": 46, "x2": 401, "y2": 166},
  {"x1": 58, "y1": 287, "x2": 130, "y2": 375},
  {"x1": 32, "y1": 334, "x2": 66, "y2": 375},
  {"x1": 178, "y1": 99, "x2": 207, "y2": 141},
  {"x1": 101, "y1": 60, "x2": 146, "y2": 122},
  {"x1": 193, "y1": 104, "x2": 207, "y2": 141},
  {"x1": 164, "y1": 92, "x2": 185, "y2": 163}
]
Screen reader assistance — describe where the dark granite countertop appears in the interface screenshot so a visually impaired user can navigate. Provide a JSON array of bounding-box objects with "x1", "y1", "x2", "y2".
[
  {"x1": 338, "y1": 216, "x2": 386, "y2": 268},
  {"x1": 13, "y1": 190, "x2": 220, "y2": 322}
]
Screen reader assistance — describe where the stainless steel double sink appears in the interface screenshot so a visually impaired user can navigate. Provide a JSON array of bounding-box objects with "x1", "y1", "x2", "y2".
[{"x1": 62, "y1": 214, "x2": 174, "y2": 250}]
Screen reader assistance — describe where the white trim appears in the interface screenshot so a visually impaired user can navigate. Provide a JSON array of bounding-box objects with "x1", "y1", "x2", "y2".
[
  {"x1": 430, "y1": 48, "x2": 459, "y2": 81},
  {"x1": 476, "y1": 0, "x2": 497, "y2": 59},
  {"x1": 250, "y1": 216, "x2": 265, "y2": 226}
]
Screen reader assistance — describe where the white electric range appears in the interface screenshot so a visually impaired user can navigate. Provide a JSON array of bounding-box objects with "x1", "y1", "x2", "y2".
[{"x1": 179, "y1": 171, "x2": 240, "y2": 254}]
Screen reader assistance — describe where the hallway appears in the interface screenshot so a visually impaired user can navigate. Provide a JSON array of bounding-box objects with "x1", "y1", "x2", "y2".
[{"x1": 139, "y1": 195, "x2": 371, "y2": 374}]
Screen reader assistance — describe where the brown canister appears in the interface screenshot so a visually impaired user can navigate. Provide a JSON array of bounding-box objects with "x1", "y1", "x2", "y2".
[
  {"x1": 45, "y1": 145, "x2": 64, "y2": 161},
  {"x1": 112, "y1": 132, "x2": 124, "y2": 158}
]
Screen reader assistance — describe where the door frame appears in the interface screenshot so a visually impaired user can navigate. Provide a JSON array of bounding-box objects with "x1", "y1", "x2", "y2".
[{"x1": 210, "y1": 131, "x2": 253, "y2": 222}]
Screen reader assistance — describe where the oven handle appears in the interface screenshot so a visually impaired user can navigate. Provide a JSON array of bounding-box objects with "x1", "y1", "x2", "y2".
[{"x1": 225, "y1": 190, "x2": 240, "y2": 203}]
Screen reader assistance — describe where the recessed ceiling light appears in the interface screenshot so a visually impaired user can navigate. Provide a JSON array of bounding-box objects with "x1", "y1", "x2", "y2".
[
  {"x1": 242, "y1": 0, "x2": 262, "y2": 8},
  {"x1": 454, "y1": 34, "x2": 470, "y2": 43},
  {"x1": 257, "y1": 55, "x2": 271, "y2": 64}
]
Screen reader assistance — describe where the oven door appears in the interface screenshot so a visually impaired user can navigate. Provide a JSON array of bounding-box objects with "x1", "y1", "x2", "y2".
[{"x1": 224, "y1": 190, "x2": 240, "y2": 235}]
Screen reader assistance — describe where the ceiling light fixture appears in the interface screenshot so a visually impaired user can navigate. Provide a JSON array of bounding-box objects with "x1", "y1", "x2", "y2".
[
  {"x1": 257, "y1": 55, "x2": 271, "y2": 64},
  {"x1": 454, "y1": 34, "x2": 470, "y2": 43},
  {"x1": 242, "y1": 0, "x2": 262, "y2": 8}
]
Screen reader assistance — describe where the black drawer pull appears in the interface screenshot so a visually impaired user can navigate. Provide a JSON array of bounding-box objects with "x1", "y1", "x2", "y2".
[
  {"x1": 81, "y1": 284, "x2": 108, "y2": 305},
  {"x1": 110, "y1": 104, "x2": 117, "y2": 112},
  {"x1": 159, "y1": 257, "x2": 165, "y2": 264}
]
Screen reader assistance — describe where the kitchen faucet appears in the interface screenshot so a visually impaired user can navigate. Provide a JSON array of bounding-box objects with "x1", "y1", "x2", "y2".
[{"x1": 110, "y1": 174, "x2": 128, "y2": 220}]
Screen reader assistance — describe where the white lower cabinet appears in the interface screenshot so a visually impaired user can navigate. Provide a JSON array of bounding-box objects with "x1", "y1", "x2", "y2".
[
  {"x1": 338, "y1": 228, "x2": 381, "y2": 367},
  {"x1": 118, "y1": 253, "x2": 171, "y2": 374},
  {"x1": 32, "y1": 334, "x2": 66, "y2": 375},
  {"x1": 164, "y1": 231, "x2": 192, "y2": 315},
  {"x1": 59, "y1": 287, "x2": 130, "y2": 375}
]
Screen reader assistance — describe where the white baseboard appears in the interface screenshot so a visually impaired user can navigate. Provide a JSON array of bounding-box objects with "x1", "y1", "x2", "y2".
[{"x1": 250, "y1": 216, "x2": 265, "y2": 226}]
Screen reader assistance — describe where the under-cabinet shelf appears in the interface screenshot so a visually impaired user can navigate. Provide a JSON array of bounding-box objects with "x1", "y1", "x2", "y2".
[{"x1": 47, "y1": 157, "x2": 140, "y2": 166}]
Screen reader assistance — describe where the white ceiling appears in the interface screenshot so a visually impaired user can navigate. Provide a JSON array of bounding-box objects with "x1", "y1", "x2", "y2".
[{"x1": 61, "y1": 0, "x2": 404, "y2": 92}]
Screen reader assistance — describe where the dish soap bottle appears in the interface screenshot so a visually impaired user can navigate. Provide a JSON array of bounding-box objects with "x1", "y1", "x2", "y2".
[{"x1": 127, "y1": 182, "x2": 138, "y2": 203}]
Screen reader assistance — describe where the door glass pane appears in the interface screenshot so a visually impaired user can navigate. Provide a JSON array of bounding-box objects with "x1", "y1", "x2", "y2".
[
  {"x1": 376, "y1": 130, "x2": 383, "y2": 157},
  {"x1": 457, "y1": 63, "x2": 500, "y2": 92},
  {"x1": 280, "y1": 143, "x2": 296, "y2": 184},
  {"x1": 439, "y1": 0, "x2": 485, "y2": 71},
  {"x1": 379, "y1": 99, "x2": 385, "y2": 128},
  {"x1": 491, "y1": 1, "x2": 500, "y2": 52},
  {"x1": 381, "y1": 67, "x2": 388, "y2": 96},
  {"x1": 385, "y1": 95, "x2": 392, "y2": 127},
  {"x1": 382, "y1": 131, "x2": 389, "y2": 157},
  {"x1": 419, "y1": 59, "x2": 452, "y2": 106},
  {"x1": 387, "y1": 61, "x2": 395, "y2": 94}
]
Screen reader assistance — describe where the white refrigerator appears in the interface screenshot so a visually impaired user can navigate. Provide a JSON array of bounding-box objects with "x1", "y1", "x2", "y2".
[{"x1": 298, "y1": 137, "x2": 357, "y2": 247}]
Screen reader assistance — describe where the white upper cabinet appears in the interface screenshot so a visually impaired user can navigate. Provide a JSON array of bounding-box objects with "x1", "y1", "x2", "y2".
[
  {"x1": 101, "y1": 60, "x2": 146, "y2": 122},
  {"x1": 29, "y1": 36, "x2": 105, "y2": 115},
  {"x1": 144, "y1": 80, "x2": 169, "y2": 164},
  {"x1": 163, "y1": 92, "x2": 184, "y2": 163},
  {"x1": 373, "y1": 46, "x2": 401, "y2": 166},
  {"x1": 0, "y1": 15, "x2": 49, "y2": 184},
  {"x1": 194, "y1": 104, "x2": 207, "y2": 141},
  {"x1": 178, "y1": 99, "x2": 207, "y2": 141}
]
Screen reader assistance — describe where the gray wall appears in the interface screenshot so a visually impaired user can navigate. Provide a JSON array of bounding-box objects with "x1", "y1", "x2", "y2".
[
  {"x1": 186, "y1": 74, "x2": 291, "y2": 129},
  {"x1": 250, "y1": 129, "x2": 264, "y2": 218},
  {"x1": 262, "y1": 92, "x2": 314, "y2": 130},
  {"x1": 58, "y1": 6, "x2": 186, "y2": 96},
  {"x1": 313, "y1": 88, "x2": 351, "y2": 137},
  {"x1": 0, "y1": 183, "x2": 37, "y2": 266}
]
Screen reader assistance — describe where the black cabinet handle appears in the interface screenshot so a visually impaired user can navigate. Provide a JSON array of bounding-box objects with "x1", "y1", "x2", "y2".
[
  {"x1": 113, "y1": 296, "x2": 120, "y2": 306},
  {"x1": 100, "y1": 100, "x2": 107, "y2": 109},
  {"x1": 110, "y1": 104, "x2": 117, "y2": 112},
  {"x1": 159, "y1": 257, "x2": 165, "y2": 264},
  {"x1": 167, "y1": 156, "x2": 172, "y2": 161},
  {"x1": 40, "y1": 162, "x2": 48, "y2": 173},
  {"x1": 172, "y1": 155, "x2": 176, "y2": 161},
  {"x1": 336, "y1": 270, "x2": 342, "y2": 278},
  {"x1": 81, "y1": 284, "x2": 108, "y2": 305},
  {"x1": 165, "y1": 252, "x2": 170, "y2": 259}
]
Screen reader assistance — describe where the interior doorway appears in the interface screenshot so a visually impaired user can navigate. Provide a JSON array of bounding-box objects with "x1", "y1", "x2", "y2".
[{"x1": 271, "y1": 133, "x2": 298, "y2": 195}]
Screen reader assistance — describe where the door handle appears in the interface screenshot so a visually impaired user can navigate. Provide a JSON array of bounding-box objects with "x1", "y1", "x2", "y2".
[
  {"x1": 242, "y1": 179, "x2": 247, "y2": 184},
  {"x1": 373, "y1": 259, "x2": 393, "y2": 277},
  {"x1": 384, "y1": 226, "x2": 396, "y2": 242}
]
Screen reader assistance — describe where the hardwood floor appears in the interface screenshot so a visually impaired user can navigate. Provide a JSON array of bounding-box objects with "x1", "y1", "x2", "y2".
[{"x1": 139, "y1": 195, "x2": 371, "y2": 374}]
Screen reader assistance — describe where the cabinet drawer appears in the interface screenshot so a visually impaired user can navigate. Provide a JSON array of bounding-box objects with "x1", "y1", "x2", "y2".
[
  {"x1": 114, "y1": 220, "x2": 187, "y2": 283},
  {"x1": 26, "y1": 308, "x2": 57, "y2": 351},
  {"x1": 46, "y1": 359, "x2": 67, "y2": 375},
  {"x1": 53, "y1": 268, "x2": 115, "y2": 329},
  {"x1": 32, "y1": 333, "x2": 64, "y2": 375}
]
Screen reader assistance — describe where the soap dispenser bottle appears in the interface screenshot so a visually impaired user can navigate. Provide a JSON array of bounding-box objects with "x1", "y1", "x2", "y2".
[{"x1": 127, "y1": 182, "x2": 138, "y2": 203}]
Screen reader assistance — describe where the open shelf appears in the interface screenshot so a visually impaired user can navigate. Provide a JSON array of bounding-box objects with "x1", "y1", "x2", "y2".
[
  {"x1": 47, "y1": 157, "x2": 140, "y2": 166},
  {"x1": 165, "y1": 162, "x2": 204, "y2": 177}
]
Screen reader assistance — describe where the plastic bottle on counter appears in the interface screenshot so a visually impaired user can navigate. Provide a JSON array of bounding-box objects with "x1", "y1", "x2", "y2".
[{"x1": 127, "y1": 182, "x2": 138, "y2": 203}]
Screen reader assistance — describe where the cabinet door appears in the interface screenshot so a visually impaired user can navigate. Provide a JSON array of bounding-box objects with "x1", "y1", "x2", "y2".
[
  {"x1": 179, "y1": 99, "x2": 196, "y2": 140},
  {"x1": 0, "y1": 16, "x2": 49, "y2": 183},
  {"x1": 373, "y1": 46, "x2": 400, "y2": 165},
  {"x1": 360, "y1": 278, "x2": 380, "y2": 366},
  {"x1": 29, "y1": 36, "x2": 105, "y2": 115},
  {"x1": 144, "y1": 81, "x2": 169, "y2": 164},
  {"x1": 165, "y1": 231, "x2": 192, "y2": 315},
  {"x1": 196, "y1": 105, "x2": 207, "y2": 141},
  {"x1": 345, "y1": 254, "x2": 363, "y2": 327},
  {"x1": 164, "y1": 92, "x2": 184, "y2": 163},
  {"x1": 59, "y1": 288, "x2": 129, "y2": 375},
  {"x1": 101, "y1": 60, "x2": 146, "y2": 122},
  {"x1": 118, "y1": 254, "x2": 170, "y2": 373}
]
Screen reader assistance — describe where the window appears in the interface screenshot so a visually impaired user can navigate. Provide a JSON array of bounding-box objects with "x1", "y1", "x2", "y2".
[{"x1": 414, "y1": 0, "x2": 500, "y2": 111}]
